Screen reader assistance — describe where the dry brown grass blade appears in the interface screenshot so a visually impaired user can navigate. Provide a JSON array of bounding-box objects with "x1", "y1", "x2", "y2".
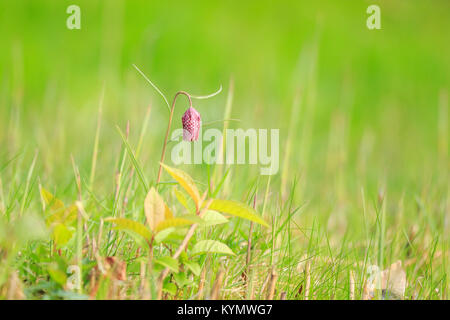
[
  {"x1": 362, "y1": 280, "x2": 371, "y2": 300},
  {"x1": 259, "y1": 269, "x2": 271, "y2": 298},
  {"x1": 265, "y1": 268, "x2": 278, "y2": 300},
  {"x1": 139, "y1": 260, "x2": 148, "y2": 299},
  {"x1": 304, "y1": 261, "x2": 311, "y2": 300},
  {"x1": 210, "y1": 269, "x2": 225, "y2": 300},
  {"x1": 349, "y1": 270, "x2": 355, "y2": 300},
  {"x1": 197, "y1": 264, "x2": 207, "y2": 300}
]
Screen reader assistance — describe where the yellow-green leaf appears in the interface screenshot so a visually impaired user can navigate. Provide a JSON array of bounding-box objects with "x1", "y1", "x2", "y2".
[
  {"x1": 173, "y1": 187, "x2": 190, "y2": 211},
  {"x1": 45, "y1": 208, "x2": 65, "y2": 226},
  {"x1": 200, "y1": 210, "x2": 228, "y2": 227},
  {"x1": 208, "y1": 199, "x2": 269, "y2": 227},
  {"x1": 41, "y1": 188, "x2": 65, "y2": 211},
  {"x1": 52, "y1": 223, "x2": 74, "y2": 246},
  {"x1": 41, "y1": 188, "x2": 77, "y2": 226},
  {"x1": 63, "y1": 204, "x2": 78, "y2": 224},
  {"x1": 155, "y1": 217, "x2": 196, "y2": 233},
  {"x1": 144, "y1": 187, "x2": 166, "y2": 232},
  {"x1": 191, "y1": 240, "x2": 235, "y2": 256},
  {"x1": 161, "y1": 163, "x2": 201, "y2": 210},
  {"x1": 182, "y1": 214, "x2": 204, "y2": 224},
  {"x1": 46, "y1": 204, "x2": 77, "y2": 226},
  {"x1": 105, "y1": 217, "x2": 152, "y2": 241}
]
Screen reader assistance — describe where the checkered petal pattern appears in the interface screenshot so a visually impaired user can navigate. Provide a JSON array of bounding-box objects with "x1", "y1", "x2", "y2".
[{"x1": 182, "y1": 107, "x2": 201, "y2": 141}]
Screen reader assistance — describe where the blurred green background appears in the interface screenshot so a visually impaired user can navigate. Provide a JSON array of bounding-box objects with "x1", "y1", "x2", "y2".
[
  {"x1": 0, "y1": 0, "x2": 448, "y2": 202},
  {"x1": 1, "y1": 1, "x2": 449, "y2": 300}
]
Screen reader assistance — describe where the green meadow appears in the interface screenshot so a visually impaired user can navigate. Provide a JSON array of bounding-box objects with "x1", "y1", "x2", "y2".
[{"x1": 0, "y1": 0, "x2": 448, "y2": 299}]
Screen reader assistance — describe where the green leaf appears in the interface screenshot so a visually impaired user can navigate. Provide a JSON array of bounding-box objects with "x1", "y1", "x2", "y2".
[
  {"x1": 162, "y1": 282, "x2": 177, "y2": 295},
  {"x1": 154, "y1": 256, "x2": 179, "y2": 273},
  {"x1": 209, "y1": 199, "x2": 269, "y2": 227},
  {"x1": 124, "y1": 230, "x2": 150, "y2": 251},
  {"x1": 48, "y1": 268, "x2": 67, "y2": 286},
  {"x1": 156, "y1": 228, "x2": 189, "y2": 244},
  {"x1": 144, "y1": 187, "x2": 166, "y2": 233},
  {"x1": 105, "y1": 217, "x2": 152, "y2": 241},
  {"x1": 161, "y1": 163, "x2": 201, "y2": 210},
  {"x1": 173, "y1": 272, "x2": 189, "y2": 287},
  {"x1": 154, "y1": 227, "x2": 175, "y2": 243},
  {"x1": 179, "y1": 251, "x2": 189, "y2": 263},
  {"x1": 191, "y1": 240, "x2": 235, "y2": 256},
  {"x1": 52, "y1": 223, "x2": 74, "y2": 246},
  {"x1": 184, "y1": 261, "x2": 201, "y2": 276},
  {"x1": 200, "y1": 210, "x2": 228, "y2": 227}
]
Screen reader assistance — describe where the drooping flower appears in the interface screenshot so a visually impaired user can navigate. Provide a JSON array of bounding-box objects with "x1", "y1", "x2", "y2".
[{"x1": 182, "y1": 106, "x2": 201, "y2": 141}]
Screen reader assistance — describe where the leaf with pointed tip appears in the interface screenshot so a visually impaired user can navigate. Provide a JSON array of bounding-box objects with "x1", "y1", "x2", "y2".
[
  {"x1": 191, "y1": 240, "x2": 235, "y2": 256},
  {"x1": 200, "y1": 210, "x2": 228, "y2": 227},
  {"x1": 105, "y1": 217, "x2": 152, "y2": 241},
  {"x1": 154, "y1": 227, "x2": 175, "y2": 243},
  {"x1": 154, "y1": 256, "x2": 179, "y2": 273},
  {"x1": 173, "y1": 187, "x2": 195, "y2": 213},
  {"x1": 161, "y1": 164, "x2": 201, "y2": 210},
  {"x1": 208, "y1": 199, "x2": 269, "y2": 227},
  {"x1": 144, "y1": 187, "x2": 166, "y2": 232},
  {"x1": 184, "y1": 261, "x2": 201, "y2": 276}
]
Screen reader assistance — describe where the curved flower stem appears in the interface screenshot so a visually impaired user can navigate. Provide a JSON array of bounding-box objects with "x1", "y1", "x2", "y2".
[
  {"x1": 156, "y1": 91, "x2": 192, "y2": 185},
  {"x1": 132, "y1": 65, "x2": 221, "y2": 185}
]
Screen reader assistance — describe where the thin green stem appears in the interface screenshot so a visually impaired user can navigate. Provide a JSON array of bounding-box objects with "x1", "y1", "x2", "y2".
[{"x1": 156, "y1": 91, "x2": 192, "y2": 185}]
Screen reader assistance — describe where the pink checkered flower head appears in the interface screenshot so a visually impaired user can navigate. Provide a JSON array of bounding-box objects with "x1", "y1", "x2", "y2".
[{"x1": 182, "y1": 106, "x2": 201, "y2": 141}]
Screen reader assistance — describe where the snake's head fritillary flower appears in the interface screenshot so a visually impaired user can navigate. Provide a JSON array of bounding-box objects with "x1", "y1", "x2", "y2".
[{"x1": 182, "y1": 107, "x2": 201, "y2": 141}]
